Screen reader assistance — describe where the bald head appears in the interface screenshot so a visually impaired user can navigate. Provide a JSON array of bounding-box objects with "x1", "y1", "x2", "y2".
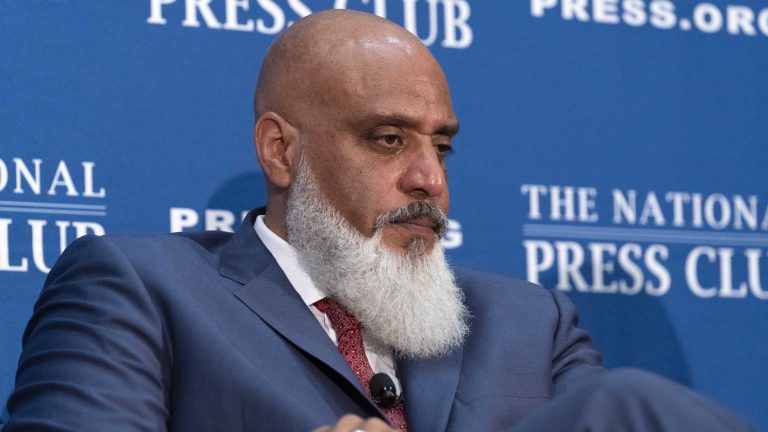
[{"x1": 254, "y1": 10, "x2": 447, "y2": 123}]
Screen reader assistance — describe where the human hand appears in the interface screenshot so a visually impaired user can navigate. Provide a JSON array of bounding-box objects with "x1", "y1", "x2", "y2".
[{"x1": 312, "y1": 414, "x2": 396, "y2": 432}]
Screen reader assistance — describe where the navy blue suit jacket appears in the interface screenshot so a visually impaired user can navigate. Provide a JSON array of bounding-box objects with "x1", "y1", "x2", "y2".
[{"x1": 5, "y1": 211, "x2": 603, "y2": 431}]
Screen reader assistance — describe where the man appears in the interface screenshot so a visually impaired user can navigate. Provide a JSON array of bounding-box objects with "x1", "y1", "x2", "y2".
[{"x1": 3, "y1": 10, "x2": 754, "y2": 432}]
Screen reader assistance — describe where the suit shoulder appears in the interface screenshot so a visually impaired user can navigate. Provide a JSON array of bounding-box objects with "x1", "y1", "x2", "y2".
[
  {"x1": 55, "y1": 231, "x2": 234, "y2": 281},
  {"x1": 66, "y1": 230, "x2": 233, "y2": 257},
  {"x1": 454, "y1": 268, "x2": 551, "y2": 300},
  {"x1": 452, "y1": 267, "x2": 570, "y2": 324}
]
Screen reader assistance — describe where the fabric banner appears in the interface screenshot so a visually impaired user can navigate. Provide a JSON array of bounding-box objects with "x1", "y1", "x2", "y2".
[{"x1": 1, "y1": 1, "x2": 766, "y2": 428}]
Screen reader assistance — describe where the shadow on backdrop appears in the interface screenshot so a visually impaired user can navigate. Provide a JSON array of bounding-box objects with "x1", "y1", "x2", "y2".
[
  {"x1": 206, "y1": 171, "x2": 267, "y2": 217},
  {"x1": 540, "y1": 272, "x2": 692, "y2": 386}
]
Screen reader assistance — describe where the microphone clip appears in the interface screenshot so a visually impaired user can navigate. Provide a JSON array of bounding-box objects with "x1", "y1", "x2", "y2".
[{"x1": 369, "y1": 372, "x2": 404, "y2": 408}]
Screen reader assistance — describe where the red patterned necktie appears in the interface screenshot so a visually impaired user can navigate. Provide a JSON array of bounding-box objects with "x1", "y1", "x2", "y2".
[{"x1": 314, "y1": 297, "x2": 408, "y2": 431}]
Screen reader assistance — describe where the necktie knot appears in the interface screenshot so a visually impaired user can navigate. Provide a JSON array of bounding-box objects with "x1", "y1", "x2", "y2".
[{"x1": 314, "y1": 297, "x2": 358, "y2": 337}]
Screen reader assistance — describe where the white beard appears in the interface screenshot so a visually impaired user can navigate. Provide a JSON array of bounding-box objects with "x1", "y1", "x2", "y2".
[{"x1": 285, "y1": 158, "x2": 470, "y2": 359}]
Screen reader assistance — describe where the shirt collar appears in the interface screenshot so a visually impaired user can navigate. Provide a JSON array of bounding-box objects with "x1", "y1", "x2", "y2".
[{"x1": 253, "y1": 215, "x2": 325, "y2": 306}]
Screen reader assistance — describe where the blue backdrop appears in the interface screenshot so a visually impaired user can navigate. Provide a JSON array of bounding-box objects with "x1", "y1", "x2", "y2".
[{"x1": 2, "y1": 1, "x2": 767, "y2": 429}]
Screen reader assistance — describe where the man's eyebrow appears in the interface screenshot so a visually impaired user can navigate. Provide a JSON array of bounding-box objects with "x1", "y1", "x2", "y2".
[
  {"x1": 436, "y1": 123, "x2": 460, "y2": 137},
  {"x1": 360, "y1": 114, "x2": 460, "y2": 137}
]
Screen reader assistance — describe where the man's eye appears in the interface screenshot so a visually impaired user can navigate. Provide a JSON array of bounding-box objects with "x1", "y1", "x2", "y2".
[
  {"x1": 375, "y1": 135, "x2": 403, "y2": 147},
  {"x1": 435, "y1": 143, "x2": 453, "y2": 155}
]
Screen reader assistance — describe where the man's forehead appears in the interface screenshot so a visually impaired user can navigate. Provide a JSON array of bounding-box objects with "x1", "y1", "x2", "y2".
[{"x1": 319, "y1": 60, "x2": 457, "y2": 127}]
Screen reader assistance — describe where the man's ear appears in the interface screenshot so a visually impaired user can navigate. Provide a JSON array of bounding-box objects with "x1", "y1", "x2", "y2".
[{"x1": 254, "y1": 112, "x2": 298, "y2": 189}]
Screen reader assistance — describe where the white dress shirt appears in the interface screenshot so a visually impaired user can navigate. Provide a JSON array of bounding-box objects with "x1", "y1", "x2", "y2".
[{"x1": 254, "y1": 215, "x2": 401, "y2": 393}]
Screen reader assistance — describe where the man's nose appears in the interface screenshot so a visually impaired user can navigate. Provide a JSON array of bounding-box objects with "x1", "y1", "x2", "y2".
[{"x1": 399, "y1": 140, "x2": 447, "y2": 200}]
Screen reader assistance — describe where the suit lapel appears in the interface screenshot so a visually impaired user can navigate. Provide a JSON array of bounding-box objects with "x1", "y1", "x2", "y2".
[
  {"x1": 219, "y1": 210, "x2": 378, "y2": 413},
  {"x1": 397, "y1": 343, "x2": 463, "y2": 432},
  {"x1": 231, "y1": 265, "x2": 371, "y2": 395}
]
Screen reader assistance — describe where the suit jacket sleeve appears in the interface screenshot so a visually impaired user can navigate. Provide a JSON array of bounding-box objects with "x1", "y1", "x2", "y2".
[
  {"x1": 549, "y1": 289, "x2": 604, "y2": 396},
  {"x1": 5, "y1": 235, "x2": 170, "y2": 432}
]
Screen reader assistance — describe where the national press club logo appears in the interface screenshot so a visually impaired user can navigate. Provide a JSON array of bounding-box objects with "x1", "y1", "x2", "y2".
[
  {"x1": 146, "y1": 0, "x2": 474, "y2": 49},
  {"x1": 0, "y1": 157, "x2": 106, "y2": 274},
  {"x1": 521, "y1": 184, "x2": 768, "y2": 300}
]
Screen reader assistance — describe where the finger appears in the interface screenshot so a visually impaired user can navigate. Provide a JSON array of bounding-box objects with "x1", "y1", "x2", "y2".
[
  {"x1": 331, "y1": 413, "x2": 366, "y2": 431},
  {"x1": 361, "y1": 417, "x2": 396, "y2": 431},
  {"x1": 311, "y1": 427, "x2": 332, "y2": 432}
]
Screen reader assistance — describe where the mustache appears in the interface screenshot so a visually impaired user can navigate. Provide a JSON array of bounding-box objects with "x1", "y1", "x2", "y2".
[{"x1": 375, "y1": 201, "x2": 448, "y2": 238}]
